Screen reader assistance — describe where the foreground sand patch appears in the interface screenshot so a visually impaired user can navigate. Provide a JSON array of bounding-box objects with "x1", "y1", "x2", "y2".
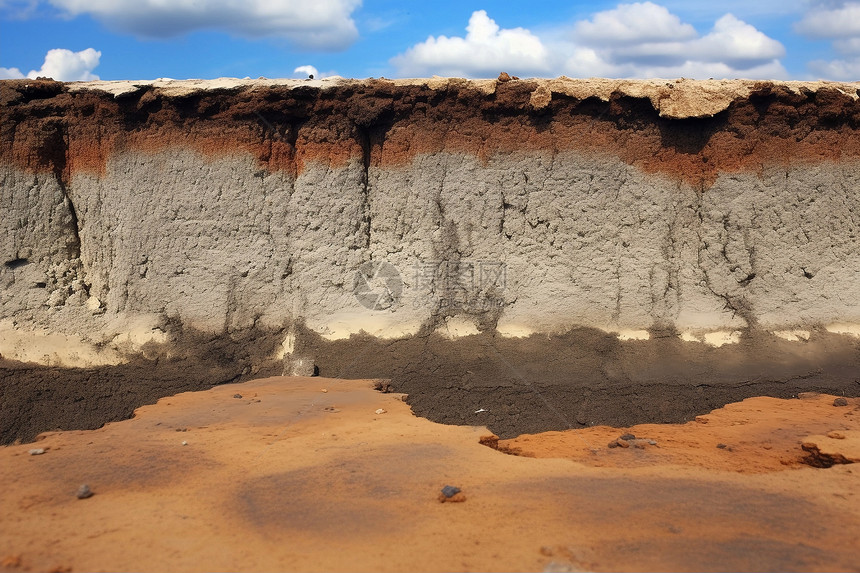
[{"x1": 1, "y1": 378, "x2": 857, "y2": 572}]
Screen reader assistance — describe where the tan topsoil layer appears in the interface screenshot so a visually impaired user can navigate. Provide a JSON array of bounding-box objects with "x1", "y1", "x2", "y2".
[{"x1": 1, "y1": 377, "x2": 857, "y2": 573}]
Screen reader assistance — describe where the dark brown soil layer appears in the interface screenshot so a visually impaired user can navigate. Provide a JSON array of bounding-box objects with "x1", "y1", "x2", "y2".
[
  {"x1": 3, "y1": 326, "x2": 859, "y2": 444},
  {"x1": 3, "y1": 79, "x2": 860, "y2": 188}
]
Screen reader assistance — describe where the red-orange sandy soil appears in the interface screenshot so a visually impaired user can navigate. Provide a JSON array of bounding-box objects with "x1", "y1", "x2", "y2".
[{"x1": 1, "y1": 377, "x2": 858, "y2": 573}]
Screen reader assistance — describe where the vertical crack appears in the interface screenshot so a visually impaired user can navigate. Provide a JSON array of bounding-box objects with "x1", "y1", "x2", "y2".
[{"x1": 56, "y1": 177, "x2": 82, "y2": 260}]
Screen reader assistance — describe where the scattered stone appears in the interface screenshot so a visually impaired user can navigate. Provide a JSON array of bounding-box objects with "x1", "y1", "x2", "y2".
[
  {"x1": 175, "y1": 428, "x2": 187, "y2": 432},
  {"x1": 801, "y1": 437, "x2": 859, "y2": 468},
  {"x1": 439, "y1": 485, "x2": 466, "y2": 503},
  {"x1": 498, "y1": 72, "x2": 512, "y2": 82},
  {"x1": 76, "y1": 484, "x2": 93, "y2": 499},
  {"x1": 375, "y1": 408, "x2": 386, "y2": 414},
  {"x1": 833, "y1": 397, "x2": 849, "y2": 407},
  {"x1": 321, "y1": 388, "x2": 328, "y2": 393},
  {"x1": 615, "y1": 438, "x2": 630, "y2": 448},
  {"x1": 620, "y1": 433, "x2": 636, "y2": 440},
  {"x1": 181, "y1": 440, "x2": 188, "y2": 446},
  {"x1": 233, "y1": 394, "x2": 242, "y2": 399},
  {"x1": 28, "y1": 448, "x2": 45, "y2": 455},
  {"x1": 827, "y1": 431, "x2": 846, "y2": 440},
  {"x1": 324, "y1": 406, "x2": 340, "y2": 413},
  {"x1": 441, "y1": 485, "x2": 460, "y2": 498},
  {"x1": 608, "y1": 441, "x2": 619, "y2": 449},
  {"x1": 717, "y1": 443, "x2": 727, "y2": 449},
  {"x1": 647, "y1": 440, "x2": 657, "y2": 446}
]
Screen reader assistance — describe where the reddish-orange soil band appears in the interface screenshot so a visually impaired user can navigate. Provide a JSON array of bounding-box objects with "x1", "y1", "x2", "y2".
[{"x1": 3, "y1": 79, "x2": 860, "y2": 187}]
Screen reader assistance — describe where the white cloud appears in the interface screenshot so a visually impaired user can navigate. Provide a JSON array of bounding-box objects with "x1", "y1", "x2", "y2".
[
  {"x1": 796, "y1": 2, "x2": 860, "y2": 79},
  {"x1": 808, "y1": 57, "x2": 860, "y2": 79},
  {"x1": 0, "y1": 67, "x2": 25, "y2": 79},
  {"x1": 392, "y1": 5, "x2": 787, "y2": 80},
  {"x1": 293, "y1": 65, "x2": 319, "y2": 78},
  {"x1": 687, "y1": 14, "x2": 785, "y2": 66},
  {"x1": 46, "y1": 0, "x2": 360, "y2": 50},
  {"x1": 574, "y1": 2, "x2": 696, "y2": 45},
  {"x1": 391, "y1": 10, "x2": 550, "y2": 78},
  {"x1": 0, "y1": 48, "x2": 101, "y2": 81},
  {"x1": 795, "y1": 1, "x2": 860, "y2": 38}
]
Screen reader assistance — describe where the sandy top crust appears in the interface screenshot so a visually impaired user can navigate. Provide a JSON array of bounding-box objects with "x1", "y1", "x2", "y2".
[{"x1": 61, "y1": 76, "x2": 860, "y2": 119}]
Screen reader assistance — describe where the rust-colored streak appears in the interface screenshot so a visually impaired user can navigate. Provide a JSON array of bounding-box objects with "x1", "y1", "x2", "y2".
[{"x1": 2, "y1": 79, "x2": 860, "y2": 187}]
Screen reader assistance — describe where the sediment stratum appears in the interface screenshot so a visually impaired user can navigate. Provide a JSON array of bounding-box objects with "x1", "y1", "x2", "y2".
[{"x1": 2, "y1": 76, "x2": 860, "y2": 442}]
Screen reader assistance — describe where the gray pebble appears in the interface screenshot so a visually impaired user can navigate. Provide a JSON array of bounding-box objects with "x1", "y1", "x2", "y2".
[
  {"x1": 76, "y1": 484, "x2": 94, "y2": 499},
  {"x1": 833, "y1": 397, "x2": 848, "y2": 407},
  {"x1": 441, "y1": 485, "x2": 461, "y2": 498}
]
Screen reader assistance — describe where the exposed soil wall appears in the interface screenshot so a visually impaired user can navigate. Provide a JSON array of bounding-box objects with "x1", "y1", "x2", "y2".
[{"x1": 2, "y1": 77, "x2": 860, "y2": 442}]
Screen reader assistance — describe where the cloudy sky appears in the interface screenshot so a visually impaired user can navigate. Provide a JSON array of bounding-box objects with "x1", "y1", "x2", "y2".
[{"x1": 1, "y1": 0, "x2": 859, "y2": 82}]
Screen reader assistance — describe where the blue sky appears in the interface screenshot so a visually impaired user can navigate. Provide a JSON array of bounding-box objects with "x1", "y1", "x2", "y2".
[{"x1": 1, "y1": 1, "x2": 859, "y2": 82}]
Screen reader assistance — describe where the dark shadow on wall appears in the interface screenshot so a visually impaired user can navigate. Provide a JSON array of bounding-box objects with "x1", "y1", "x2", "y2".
[{"x1": 3, "y1": 322, "x2": 860, "y2": 444}]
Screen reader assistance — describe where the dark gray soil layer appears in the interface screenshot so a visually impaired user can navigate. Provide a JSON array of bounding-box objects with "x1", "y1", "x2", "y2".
[
  {"x1": 3, "y1": 326, "x2": 859, "y2": 444},
  {"x1": 301, "y1": 327, "x2": 860, "y2": 438},
  {"x1": 0, "y1": 327, "x2": 285, "y2": 445}
]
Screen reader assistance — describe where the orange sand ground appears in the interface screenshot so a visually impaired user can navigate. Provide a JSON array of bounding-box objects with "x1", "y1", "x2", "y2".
[{"x1": 1, "y1": 377, "x2": 857, "y2": 573}]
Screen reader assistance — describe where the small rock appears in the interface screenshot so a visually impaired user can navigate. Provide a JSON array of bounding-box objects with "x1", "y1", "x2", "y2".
[
  {"x1": 827, "y1": 431, "x2": 846, "y2": 440},
  {"x1": 498, "y1": 72, "x2": 512, "y2": 82},
  {"x1": 440, "y1": 485, "x2": 461, "y2": 498},
  {"x1": 615, "y1": 438, "x2": 630, "y2": 448},
  {"x1": 619, "y1": 433, "x2": 636, "y2": 441},
  {"x1": 608, "y1": 441, "x2": 619, "y2": 449},
  {"x1": 439, "y1": 485, "x2": 466, "y2": 503},
  {"x1": 324, "y1": 406, "x2": 340, "y2": 413},
  {"x1": 181, "y1": 440, "x2": 188, "y2": 446},
  {"x1": 76, "y1": 484, "x2": 93, "y2": 499},
  {"x1": 375, "y1": 408, "x2": 386, "y2": 414},
  {"x1": 647, "y1": 439, "x2": 657, "y2": 446},
  {"x1": 28, "y1": 448, "x2": 45, "y2": 455},
  {"x1": 233, "y1": 394, "x2": 242, "y2": 399},
  {"x1": 717, "y1": 443, "x2": 727, "y2": 449},
  {"x1": 321, "y1": 388, "x2": 328, "y2": 393},
  {"x1": 833, "y1": 397, "x2": 848, "y2": 407}
]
